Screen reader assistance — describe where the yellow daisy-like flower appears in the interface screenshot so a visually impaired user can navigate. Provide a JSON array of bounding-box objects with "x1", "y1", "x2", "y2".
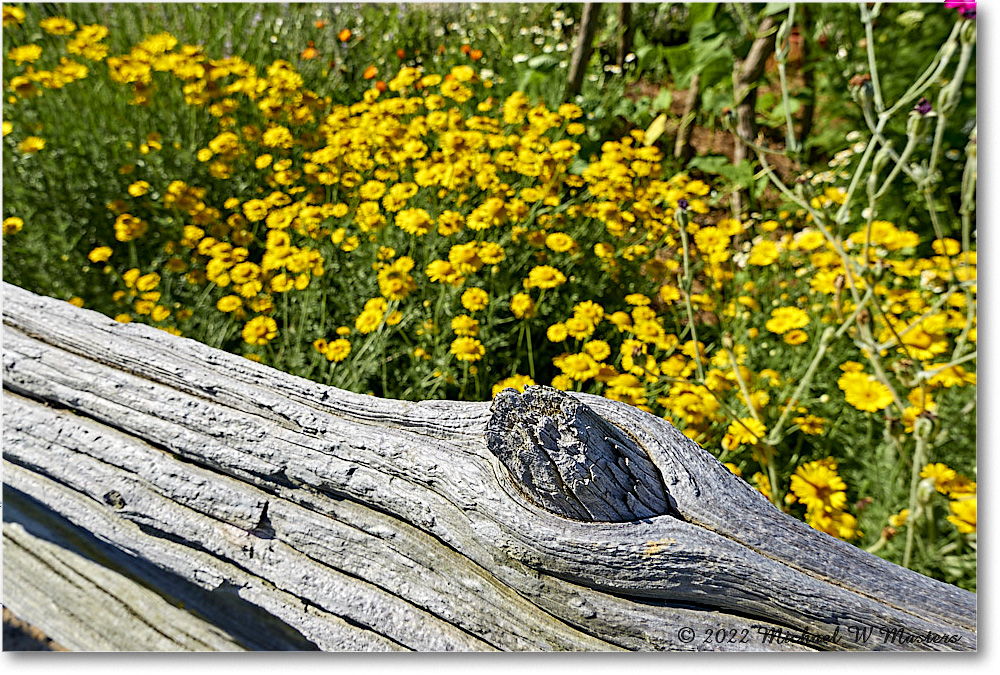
[
  {"x1": 725, "y1": 418, "x2": 767, "y2": 448},
  {"x1": 450, "y1": 336, "x2": 485, "y2": 362},
  {"x1": 3, "y1": 5, "x2": 26, "y2": 26},
  {"x1": 564, "y1": 316, "x2": 594, "y2": 340},
  {"x1": 766, "y1": 306, "x2": 809, "y2": 334},
  {"x1": 546, "y1": 323, "x2": 568, "y2": 342},
  {"x1": 920, "y1": 463, "x2": 957, "y2": 494},
  {"x1": 355, "y1": 309, "x2": 383, "y2": 335},
  {"x1": 461, "y1": 287, "x2": 489, "y2": 312},
  {"x1": 524, "y1": 265, "x2": 566, "y2": 290},
  {"x1": 3, "y1": 216, "x2": 25, "y2": 235},
  {"x1": 8, "y1": 44, "x2": 42, "y2": 65},
  {"x1": 888, "y1": 509, "x2": 910, "y2": 528},
  {"x1": 837, "y1": 372, "x2": 894, "y2": 412},
  {"x1": 324, "y1": 338, "x2": 351, "y2": 362},
  {"x1": 748, "y1": 240, "x2": 779, "y2": 266},
  {"x1": 624, "y1": 293, "x2": 651, "y2": 306},
  {"x1": 509, "y1": 292, "x2": 535, "y2": 319},
  {"x1": 783, "y1": 329, "x2": 808, "y2": 345},
  {"x1": 128, "y1": 180, "x2": 151, "y2": 197},
  {"x1": 242, "y1": 316, "x2": 278, "y2": 346},
  {"x1": 18, "y1": 136, "x2": 45, "y2": 153},
  {"x1": 790, "y1": 459, "x2": 848, "y2": 513},
  {"x1": 217, "y1": 295, "x2": 243, "y2": 313},
  {"x1": 545, "y1": 232, "x2": 576, "y2": 253},
  {"x1": 556, "y1": 352, "x2": 600, "y2": 381},
  {"x1": 573, "y1": 300, "x2": 604, "y2": 326},
  {"x1": 491, "y1": 374, "x2": 536, "y2": 397},
  {"x1": 40, "y1": 16, "x2": 76, "y2": 34},
  {"x1": 584, "y1": 340, "x2": 611, "y2": 361},
  {"x1": 451, "y1": 314, "x2": 480, "y2": 337},
  {"x1": 947, "y1": 497, "x2": 976, "y2": 534},
  {"x1": 793, "y1": 415, "x2": 825, "y2": 435}
]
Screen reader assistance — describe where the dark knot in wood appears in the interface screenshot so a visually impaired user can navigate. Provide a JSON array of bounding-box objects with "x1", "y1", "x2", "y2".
[{"x1": 486, "y1": 386, "x2": 674, "y2": 522}]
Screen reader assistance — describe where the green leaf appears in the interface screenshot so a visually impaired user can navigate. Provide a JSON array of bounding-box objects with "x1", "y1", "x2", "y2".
[
  {"x1": 687, "y1": 154, "x2": 730, "y2": 175},
  {"x1": 652, "y1": 89, "x2": 673, "y2": 113},
  {"x1": 688, "y1": 2, "x2": 718, "y2": 26},
  {"x1": 761, "y1": 3, "x2": 791, "y2": 17}
]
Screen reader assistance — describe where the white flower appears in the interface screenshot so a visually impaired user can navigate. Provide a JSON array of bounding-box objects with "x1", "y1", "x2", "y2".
[{"x1": 513, "y1": 54, "x2": 529, "y2": 64}]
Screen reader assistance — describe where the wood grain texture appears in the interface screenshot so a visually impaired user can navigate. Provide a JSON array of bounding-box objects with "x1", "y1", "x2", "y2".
[{"x1": 1, "y1": 282, "x2": 976, "y2": 651}]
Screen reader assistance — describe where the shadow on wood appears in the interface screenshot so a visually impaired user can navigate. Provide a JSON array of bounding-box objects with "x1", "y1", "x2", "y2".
[{"x1": 1, "y1": 283, "x2": 976, "y2": 651}]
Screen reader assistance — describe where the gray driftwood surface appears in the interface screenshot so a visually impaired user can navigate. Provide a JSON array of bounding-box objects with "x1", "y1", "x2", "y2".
[{"x1": 2, "y1": 282, "x2": 976, "y2": 651}]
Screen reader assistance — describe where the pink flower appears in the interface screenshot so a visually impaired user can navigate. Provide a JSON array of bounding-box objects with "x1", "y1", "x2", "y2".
[{"x1": 945, "y1": 1, "x2": 976, "y2": 19}]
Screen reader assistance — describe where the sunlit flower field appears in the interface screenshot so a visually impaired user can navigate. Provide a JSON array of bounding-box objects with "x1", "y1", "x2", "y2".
[{"x1": 2, "y1": 2, "x2": 976, "y2": 589}]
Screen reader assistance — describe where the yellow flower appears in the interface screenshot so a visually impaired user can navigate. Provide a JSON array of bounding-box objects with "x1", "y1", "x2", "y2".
[
  {"x1": 509, "y1": 292, "x2": 535, "y2": 319},
  {"x1": 18, "y1": 136, "x2": 45, "y2": 153},
  {"x1": 242, "y1": 199, "x2": 269, "y2": 222},
  {"x1": 128, "y1": 180, "x2": 151, "y2": 197},
  {"x1": 451, "y1": 314, "x2": 480, "y2": 337},
  {"x1": 624, "y1": 293, "x2": 650, "y2": 306},
  {"x1": 545, "y1": 232, "x2": 576, "y2": 253},
  {"x1": 395, "y1": 208, "x2": 432, "y2": 236},
  {"x1": 113, "y1": 213, "x2": 148, "y2": 242},
  {"x1": 725, "y1": 418, "x2": 767, "y2": 449},
  {"x1": 8, "y1": 44, "x2": 42, "y2": 65},
  {"x1": 355, "y1": 309, "x2": 383, "y2": 335},
  {"x1": 920, "y1": 463, "x2": 957, "y2": 494},
  {"x1": 3, "y1": 5, "x2": 26, "y2": 26},
  {"x1": 450, "y1": 336, "x2": 485, "y2": 362},
  {"x1": 324, "y1": 338, "x2": 351, "y2": 362},
  {"x1": 261, "y1": 125, "x2": 294, "y2": 149},
  {"x1": 3, "y1": 216, "x2": 24, "y2": 235},
  {"x1": 546, "y1": 323, "x2": 568, "y2": 342},
  {"x1": 888, "y1": 509, "x2": 910, "y2": 528},
  {"x1": 216, "y1": 295, "x2": 243, "y2": 313},
  {"x1": 573, "y1": 300, "x2": 604, "y2": 326},
  {"x1": 765, "y1": 306, "x2": 809, "y2": 334},
  {"x1": 242, "y1": 316, "x2": 278, "y2": 346},
  {"x1": 584, "y1": 340, "x2": 611, "y2": 361},
  {"x1": 556, "y1": 352, "x2": 600, "y2": 381},
  {"x1": 790, "y1": 459, "x2": 848, "y2": 513},
  {"x1": 694, "y1": 226, "x2": 729, "y2": 254},
  {"x1": 793, "y1": 415, "x2": 825, "y2": 435},
  {"x1": 40, "y1": 16, "x2": 76, "y2": 34},
  {"x1": 748, "y1": 240, "x2": 779, "y2": 266},
  {"x1": 524, "y1": 265, "x2": 566, "y2": 289},
  {"x1": 783, "y1": 329, "x2": 808, "y2": 345},
  {"x1": 461, "y1": 287, "x2": 489, "y2": 312},
  {"x1": 837, "y1": 372, "x2": 894, "y2": 412},
  {"x1": 947, "y1": 496, "x2": 976, "y2": 534},
  {"x1": 492, "y1": 374, "x2": 536, "y2": 397}
]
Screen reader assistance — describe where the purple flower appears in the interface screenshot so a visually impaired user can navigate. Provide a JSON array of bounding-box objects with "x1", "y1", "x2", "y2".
[
  {"x1": 945, "y1": 1, "x2": 976, "y2": 20},
  {"x1": 915, "y1": 97, "x2": 933, "y2": 115},
  {"x1": 677, "y1": 198, "x2": 689, "y2": 210}
]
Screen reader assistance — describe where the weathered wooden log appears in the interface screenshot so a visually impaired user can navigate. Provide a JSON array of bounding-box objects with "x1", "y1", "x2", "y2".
[{"x1": 1, "y1": 282, "x2": 976, "y2": 651}]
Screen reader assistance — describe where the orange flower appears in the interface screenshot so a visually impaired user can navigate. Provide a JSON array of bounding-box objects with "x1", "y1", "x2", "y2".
[
  {"x1": 363, "y1": 65, "x2": 377, "y2": 79},
  {"x1": 396, "y1": 48, "x2": 406, "y2": 59},
  {"x1": 301, "y1": 41, "x2": 318, "y2": 60},
  {"x1": 461, "y1": 44, "x2": 471, "y2": 55},
  {"x1": 315, "y1": 19, "x2": 328, "y2": 28},
  {"x1": 375, "y1": 80, "x2": 387, "y2": 92},
  {"x1": 470, "y1": 49, "x2": 483, "y2": 61},
  {"x1": 338, "y1": 28, "x2": 352, "y2": 42},
  {"x1": 437, "y1": 44, "x2": 446, "y2": 55}
]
